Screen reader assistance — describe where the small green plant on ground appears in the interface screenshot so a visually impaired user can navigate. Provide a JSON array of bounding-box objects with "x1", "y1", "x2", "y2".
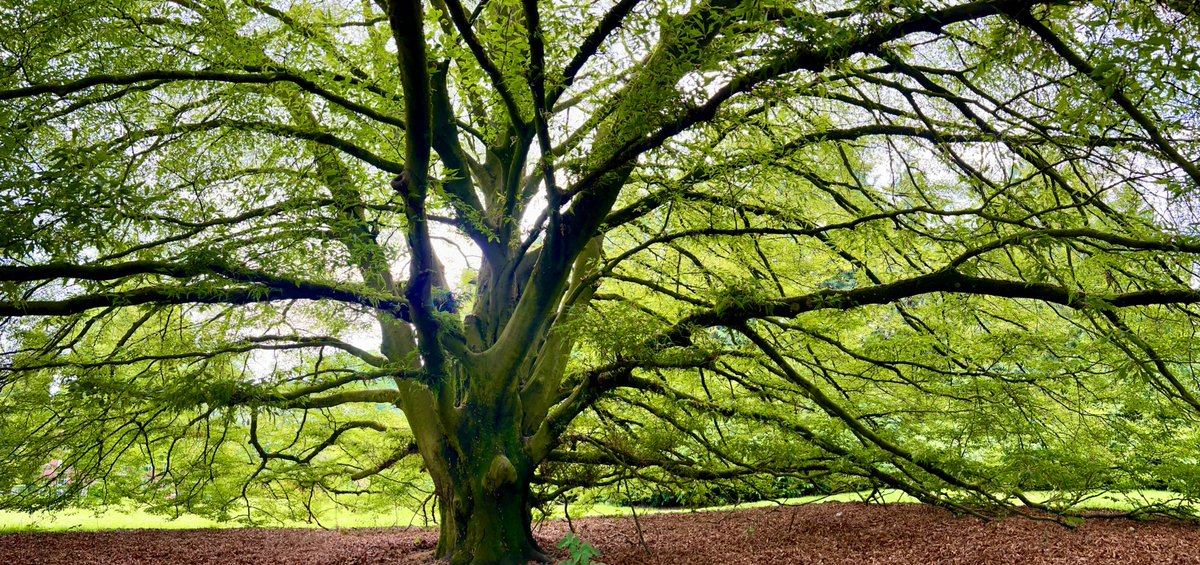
[{"x1": 558, "y1": 532, "x2": 604, "y2": 565}]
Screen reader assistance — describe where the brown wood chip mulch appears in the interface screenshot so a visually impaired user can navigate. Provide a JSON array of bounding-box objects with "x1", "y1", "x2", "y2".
[{"x1": 3, "y1": 502, "x2": 1200, "y2": 564}]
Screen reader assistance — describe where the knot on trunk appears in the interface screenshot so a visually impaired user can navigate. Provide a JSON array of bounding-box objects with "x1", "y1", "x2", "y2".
[
  {"x1": 390, "y1": 171, "x2": 411, "y2": 193},
  {"x1": 483, "y1": 454, "x2": 517, "y2": 493}
]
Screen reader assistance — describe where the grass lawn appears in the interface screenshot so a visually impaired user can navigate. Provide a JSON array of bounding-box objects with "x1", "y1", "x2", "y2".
[
  {"x1": 0, "y1": 506, "x2": 224, "y2": 533},
  {"x1": 570, "y1": 489, "x2": 918, "y2": 519},
  {"x1": 0, "y1": 491, "x2": 912, "y2": 533},
  {"x1": 1, "y1": 489, "x2": 1192, "y2": 533},
  {"x1": 0, "y1": 502, "x2": 429, "y2": 533}
]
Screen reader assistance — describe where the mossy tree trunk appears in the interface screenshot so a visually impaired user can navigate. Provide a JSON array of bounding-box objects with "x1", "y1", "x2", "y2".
[
  {"x1": 432, "y1": 421, "x2": 544, "y2": 564},
  {"x1": 397, "y1": 360, "x2": 560, "y2": 565},
  {"x1": 377, "y1": 0, "x2": 754, "y2": 562}
]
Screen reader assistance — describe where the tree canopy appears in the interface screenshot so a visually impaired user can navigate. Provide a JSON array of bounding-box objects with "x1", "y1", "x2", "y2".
[{"x1": 2, "y1": 0, "x2": 1200, "y2": 562}]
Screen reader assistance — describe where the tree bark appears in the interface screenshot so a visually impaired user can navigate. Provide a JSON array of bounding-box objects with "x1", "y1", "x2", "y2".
[
  {"x1": 434, "y1": 468, "x2": 546, "y2": 565},
  {"x1": 425, "y1": 407, "x2": 548, "y2": 564}
]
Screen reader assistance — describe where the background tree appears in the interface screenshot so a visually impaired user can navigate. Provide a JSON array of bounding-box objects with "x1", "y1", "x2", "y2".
[{"x1": 2, "y1": 0, "x2": 1200, "y2": 562}]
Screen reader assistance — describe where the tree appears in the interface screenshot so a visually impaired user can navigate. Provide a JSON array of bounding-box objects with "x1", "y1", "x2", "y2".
[{"x1": 2, "y1": 0, "x2": 1199, "y2": 562}]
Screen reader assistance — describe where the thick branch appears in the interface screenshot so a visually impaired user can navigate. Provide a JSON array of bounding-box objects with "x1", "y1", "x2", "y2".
[
  {"x1": 547, "y1": 0, "x2": 645, "y2": 108},
  {"x1": 678, "y1": 268, "x2": 1200, "y2": 334},
  {"x1": 439, "y1": 0, "x2": 528, "y2": 126},
  {"x1": 388, "y1": 0, "x2": 456, "y2": 383},
  {"x1": 0, "y1": 69, "x2": 405, "y2": 130},
  {"x1": 0, "y1": 260, "x2": 408, "y2": 316}
]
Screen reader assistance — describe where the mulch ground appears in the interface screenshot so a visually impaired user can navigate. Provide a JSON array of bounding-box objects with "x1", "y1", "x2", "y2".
[{"x1": 3, "y1": 502, "x2": 1200, "y2": 564}]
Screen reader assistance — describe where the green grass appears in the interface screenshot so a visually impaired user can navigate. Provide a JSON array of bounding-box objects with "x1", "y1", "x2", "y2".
[
  {"x1": 0, "y1": 492, "x2": 913, "y2": 533},
  {"x1": 562, "y1": 490, "x2": 918, "y2": 520},
  {"x1": 0, "y1": 501, "x2": 429, "y2": 534},
  {"x1": 1020, "y1": 489, "x2": 1196, "y2": 511},
  {"x1": 2, "y1": 489, "x2": 1193, "y2": 534},
  {"x1": 0, "y1": 506, "x2": 224, "y2": 533}
]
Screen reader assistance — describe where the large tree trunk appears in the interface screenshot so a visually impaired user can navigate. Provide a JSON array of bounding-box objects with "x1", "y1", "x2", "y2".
[
  {"x1": 394, "y1": 360, "x2": 550, "y2": 565},
  {"x1": 429, "y1": 420, "x2": 547, "y2": 565},
  {"x1": 434, "y1": 469, "x2": 545, "y2": 564}
]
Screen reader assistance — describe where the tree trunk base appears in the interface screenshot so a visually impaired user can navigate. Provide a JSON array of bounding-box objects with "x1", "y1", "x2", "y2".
[
  {"x1": 434, "y1": 478, "x2": 547, "y2": 565},
  {"x1": 441, "y1": 541, "x2": 549, "y2": 565}
]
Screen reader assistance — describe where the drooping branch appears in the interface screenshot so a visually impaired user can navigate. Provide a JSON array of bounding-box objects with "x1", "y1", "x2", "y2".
[
  {"x1": 350, "y1": 440, "x2": 420, "y2": 480},
  {"x1": 738, "y1": 324, "x2": 1044, "y2": 514},
  {"x1": 3, "y1": 335, "x2": 389, "y2": 373},
  {"x1": 527, "y1": 350, "x2": 720, "y2": 461},
  {"x1": 565, "y1": 0, "x2": 1059, "y2": 204},
  {"x1": 675, "y1": 268, "x2": 1200, "y2": 337},
  {"x1": 278, "y1": 389, "x2": 402, "y2": 409},
  {"x1": 0, "y1": 69, "x2": 405, "y2": 130},
  {"x1": 0, "y1": 260, "x2": 410, "y2": 317},
  {"x1": 947, "y1": 228, "x2": 1200, "y2": 268},
  {"x1": 115, "y1": 119, "x2": 405, "y2": 173},
  {"x1": 1011, "y1": 10, "x2": 1200, "y2": 188},
  {"x1": 0, "y1": 285, "x2": 406, "y2": 320}
]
